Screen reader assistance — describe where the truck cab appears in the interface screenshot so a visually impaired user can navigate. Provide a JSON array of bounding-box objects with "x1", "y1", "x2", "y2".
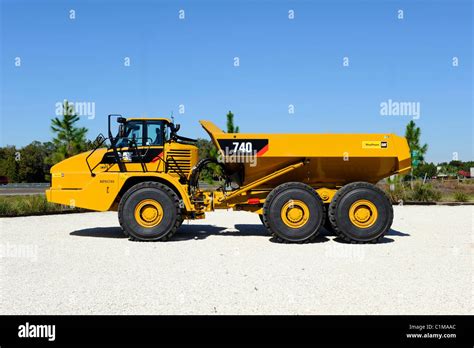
[
  {"x1": 46, "y1": 115, "x2": 199, "y2": 213},
  {"x1": 93, "y1": 116, "x2": 198, "y2": 181}
]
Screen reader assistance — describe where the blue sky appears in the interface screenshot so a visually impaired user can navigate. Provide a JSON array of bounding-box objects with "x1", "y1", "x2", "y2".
[{"x1": 1, "y1": 0, "x2": 472, "y2": 163}]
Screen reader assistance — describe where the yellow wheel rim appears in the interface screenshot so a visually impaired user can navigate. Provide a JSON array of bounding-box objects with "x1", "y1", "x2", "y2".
[
  {"x1": 349, "y1": 199, "x2": 378, "y2": 228},
  {"x1": 280, "y1": 200, "x2": 310, "y2": 228},
  {"x1": 134, "y1": 199, "x2": 164, "y2": 228}
]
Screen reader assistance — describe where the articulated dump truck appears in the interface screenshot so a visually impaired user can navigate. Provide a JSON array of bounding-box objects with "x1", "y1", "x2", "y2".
[{"x1": 46, "y1": 115, "x2": 411, "y2": 243}]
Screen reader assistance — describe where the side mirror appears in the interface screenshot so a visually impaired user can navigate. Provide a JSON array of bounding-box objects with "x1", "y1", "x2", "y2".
[{"x1": 117, "y1": 117, "x2": 127, "y2": 124}]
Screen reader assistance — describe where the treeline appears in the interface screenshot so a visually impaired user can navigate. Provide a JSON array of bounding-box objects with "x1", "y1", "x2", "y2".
[
  {"x1": 0, "y1": 141, "x2": 54, "y2": 182},
  {"x1": 413, "y1": 160, "x2": 474, "y2": 178}
]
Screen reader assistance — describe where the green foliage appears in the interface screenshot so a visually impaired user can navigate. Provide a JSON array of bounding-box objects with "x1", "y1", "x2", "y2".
[
  {"x1": 0, "y1": 146, "x2": 19, "y2": 182},
  {"x1": 0, "y1": 195, "x2": 83, "y2": 217},
  {"x1": 413, "y1": 162, "x2": 437, "y2": 179},
  {"x1": 195, "y1": 109, "x2": 241, "y2": 183},
  {"x1": 48, "y1": 100, "x2": 88, "y2": 165},
  {"x1": 405, "y1": 120, "x2": 428, "y2": 168},
  {"x1": 449, "y1": 160, "x2": 474, "y2": 172},
  {"x1": 226, "y1": 111, "x2": 239, "y2": 133},
  {"x1": 453, "y1": 191, "x2": 468, "y2": 202},
  {"x1": 409, "y1": 182, "x2": 442, "y2": 202},
  {"x1": 196, "y1": 138, "x2": 215, "y2": 160},
  {"x1": 195, "y1": 138, "x2": 222, "y2": 183},
  {"x1": 437, "y1": 164, "x2": 458, "y2": 176},
  {"x1": 0, "y1": 142, "x2": 56, "y2": 183},
  {"x1": 17, "y1": 141, "x2": 52, "y2": 182}
]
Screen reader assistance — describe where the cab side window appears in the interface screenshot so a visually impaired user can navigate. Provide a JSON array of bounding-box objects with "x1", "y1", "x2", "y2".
[{"x1": 146, "y1": 122, "x2": 164, "y2": 146}]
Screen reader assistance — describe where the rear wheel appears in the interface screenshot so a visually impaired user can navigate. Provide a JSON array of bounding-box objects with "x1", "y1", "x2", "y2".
[
  {"x1": 262, "y1": 182, "x2": 325, "y2": 243},
  {"x1": 118, "y1": 182, "x2": 181, "y2": 241},
  {"x1": 328, "y1": 182, "x2": 393, "y2": 243}
]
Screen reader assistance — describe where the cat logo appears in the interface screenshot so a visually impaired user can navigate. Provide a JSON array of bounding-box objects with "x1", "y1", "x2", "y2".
[{"x1": 362, "y1": 141, "x2": 388, "y2": 149}]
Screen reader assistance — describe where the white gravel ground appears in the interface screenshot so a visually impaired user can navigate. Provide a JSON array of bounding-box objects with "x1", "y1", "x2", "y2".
[{"x1": 0, "y1": 206, "x2": 472, "y2": 315}]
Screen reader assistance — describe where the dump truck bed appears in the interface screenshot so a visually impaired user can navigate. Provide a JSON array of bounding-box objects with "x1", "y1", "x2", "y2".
[{"x1": 200, "y1": 120, "x2": 411, "y2": 187}]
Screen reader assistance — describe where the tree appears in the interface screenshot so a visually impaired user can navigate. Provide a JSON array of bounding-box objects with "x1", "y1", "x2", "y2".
[
  {"x1": 226, "y1": 111, "x2": 239, "y2": 133},
  {"x1": 405, "y1": 120, "x2": 428, "y2": 166},
  {"x1": 195, "y1": 138, "x2": 222, "y2": 183},
  {"x1": 194, "y1": 111, "x2": 241, "y2": 183},
  {"x1": 413, "y1": 162, "x2": 437, "y2": 179},
  {"x1": 0, "y1": 146, "x2": 19, "y2": 182},
  {"x1": 438, "y1": 164, "x2": 458, "y2": 177},
  {"x1": 196, "y1": 138, "x2": 214, "y2": 161},
  {"x1": 49, "y1": 100, "x2": 88, "y2": 164},
  {"x1": 17, "y1": 141, "x2": 51, "y2": 182}
]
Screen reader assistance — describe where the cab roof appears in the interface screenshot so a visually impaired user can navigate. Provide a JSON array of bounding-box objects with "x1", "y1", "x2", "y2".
[{"x1": 126, "y1": 117, "x2": 172, "y2": 123}]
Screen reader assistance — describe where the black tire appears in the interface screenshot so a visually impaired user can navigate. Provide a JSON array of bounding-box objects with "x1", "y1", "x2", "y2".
[
  {"x1": 328, "y1": 182, "x2": 393, "y2": 243},
  {"x1": 257, "y1": 214, "x2": 272, "y2": 235},
  {"x1": 262, "y1": 182, "x2": 325, "y2": 243},
  {"x1": 118, "y1": 181, "x2": 181, "y2": 241},
  {"x1": 323, "y1": 204, "x2": 335, "y2": 235}
]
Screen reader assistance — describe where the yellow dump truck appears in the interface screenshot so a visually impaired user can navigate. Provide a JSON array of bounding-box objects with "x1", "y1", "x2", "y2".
[{"x1": 46, "y1": 115, "x2": 411, "y2": 243}]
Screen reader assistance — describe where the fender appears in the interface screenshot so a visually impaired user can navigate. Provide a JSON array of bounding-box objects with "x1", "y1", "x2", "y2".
[{"x1": 118, "y1": 172, "x2": 194, "y2": 212}]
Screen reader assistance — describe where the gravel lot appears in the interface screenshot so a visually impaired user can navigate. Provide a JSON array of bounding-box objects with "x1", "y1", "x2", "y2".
[{"x1": 0, "y1": 206, "x2": 472, "y2": 315}]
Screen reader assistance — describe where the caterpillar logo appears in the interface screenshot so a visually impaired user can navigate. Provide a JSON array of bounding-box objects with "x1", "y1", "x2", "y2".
[{"x1": 362, "y1": 141, "x2": 388, "y2": 149}]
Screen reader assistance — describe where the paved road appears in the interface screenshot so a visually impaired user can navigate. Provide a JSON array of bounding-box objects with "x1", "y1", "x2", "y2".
[
  {"x1": 0, "y1": 183, "x2": 216, "y2": 196},
  {"x1": 0, "y1": 206, "x2": 472, "y2": 315},
  {"x1": 0, "y1": 184, "x2": 49, "y2": 196}
]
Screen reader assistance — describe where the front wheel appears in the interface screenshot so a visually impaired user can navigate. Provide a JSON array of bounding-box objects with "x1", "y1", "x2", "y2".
[
  {"x1": 328, "y1": 182, "x2": 393, "y2": 243},
  {"x1": 118, "y1": 182, "x2": 181, "y2": 241}
]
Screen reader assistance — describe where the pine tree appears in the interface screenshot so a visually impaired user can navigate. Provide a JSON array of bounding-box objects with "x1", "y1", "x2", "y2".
[
  {"x1": 226, "y1": 111, "x2": 239, "y2": 133},
  {"x1": 405, "y1": 120, "x2": 428, "y2": 165},
  {"x1": 49, "y1": 100, "x2": 88, "y2": 164}
]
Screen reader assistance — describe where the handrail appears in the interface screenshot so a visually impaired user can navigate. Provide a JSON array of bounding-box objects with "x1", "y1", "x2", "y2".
[{"x1": 86, "y1": 134, "x2": 108, "y2": 177}]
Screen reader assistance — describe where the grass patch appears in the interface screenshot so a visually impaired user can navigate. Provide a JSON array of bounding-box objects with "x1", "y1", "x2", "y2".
[
  {"x1": 409, "y1": 182, "x2": 442, "y2": 202},
  {"x1": 453, "y1": 191, "x2": 469, "y2": 202},
  {"x1": 0, "y1": 195, "x2": 85, "y2": 217}
]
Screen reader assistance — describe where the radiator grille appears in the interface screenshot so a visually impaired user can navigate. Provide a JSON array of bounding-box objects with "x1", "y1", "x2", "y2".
[{"x1": 166, "y1": 149, "x2": 192, "y2": 175}]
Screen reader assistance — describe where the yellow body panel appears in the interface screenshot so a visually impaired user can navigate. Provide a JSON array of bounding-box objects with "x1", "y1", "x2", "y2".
[
  {"x1": 200, "y1": 120, "x2": 411, "y2": 186},
  {"x1": 46, "y1": 170, "x2": 194, "y2": 212},
  {"x1": 46, "y1": 141, "x2": 197, "y2": 212}
]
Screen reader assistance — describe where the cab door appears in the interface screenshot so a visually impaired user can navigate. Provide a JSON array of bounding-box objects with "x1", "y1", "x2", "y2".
[{"x1": 141, "y1": 120, "x2": 167, "y2": 172}]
